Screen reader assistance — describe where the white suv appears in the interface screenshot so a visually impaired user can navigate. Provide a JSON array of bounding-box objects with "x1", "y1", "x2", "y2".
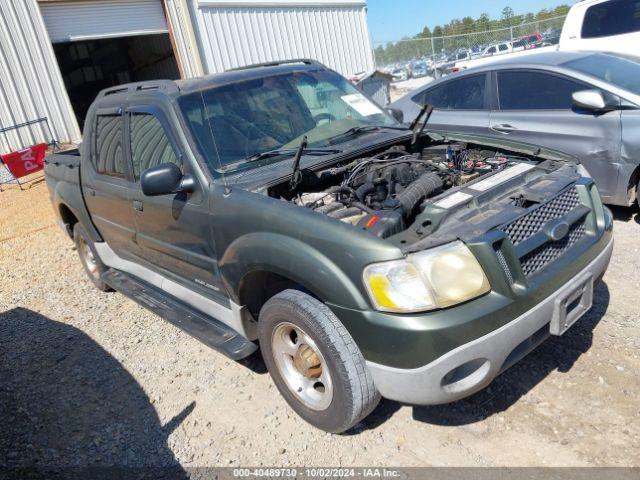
[{"x1": 482, "y1": 42, "x2": 513, "y2": 57}]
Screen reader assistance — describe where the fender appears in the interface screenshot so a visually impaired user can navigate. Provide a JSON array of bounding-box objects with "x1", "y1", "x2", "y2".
[{"x1": 219, "y1": 232, "x2": 370, "y2": 310}]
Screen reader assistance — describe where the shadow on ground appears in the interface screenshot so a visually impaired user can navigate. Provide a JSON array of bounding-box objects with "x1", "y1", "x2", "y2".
[
  {"x1": 357, "y1": 282, "x2": 610, "y2": 431},
  {"x1": 0, "y1": 308, "x2": 191, "y2": 474},
  {"x1": 609, "y1": 204, "x2": 640, "y2": 224}
]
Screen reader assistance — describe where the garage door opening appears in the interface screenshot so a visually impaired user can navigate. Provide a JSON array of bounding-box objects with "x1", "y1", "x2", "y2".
[{"x1": 52, "y1": 33, "x2": 180, "y2": 128}]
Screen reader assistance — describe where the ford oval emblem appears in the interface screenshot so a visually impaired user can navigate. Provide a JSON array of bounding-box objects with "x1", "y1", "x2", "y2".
[{"x1": 548, "y1": 221, "x2": 570, "y2": 241}]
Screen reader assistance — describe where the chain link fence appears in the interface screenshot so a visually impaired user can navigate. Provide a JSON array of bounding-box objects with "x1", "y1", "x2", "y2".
[{"x1": 373, "y1": 15, "x2": 567, "y2": 68}]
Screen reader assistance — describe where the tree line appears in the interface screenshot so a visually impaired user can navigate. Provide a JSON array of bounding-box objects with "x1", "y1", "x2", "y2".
[{"x1": 374, "y1": 4, "x2": 571, "y2": 66}]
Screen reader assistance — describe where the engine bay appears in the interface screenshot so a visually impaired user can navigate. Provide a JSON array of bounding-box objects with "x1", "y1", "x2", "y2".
[{"x1": 270, "y1": 143, "x2": 539, "y2": 240}]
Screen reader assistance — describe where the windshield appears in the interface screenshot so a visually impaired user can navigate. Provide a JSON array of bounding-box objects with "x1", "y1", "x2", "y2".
[
  {"x1": 178, "y1": 69, "x2": 395, "y2": 175},
  {"x1": 563, "y1": 53, "x2": 640, "y2": 96}
]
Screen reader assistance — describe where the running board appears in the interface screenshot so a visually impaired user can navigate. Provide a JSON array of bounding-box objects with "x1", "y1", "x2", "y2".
[{"x1": 102, "y1": 269, "x2": 257, "y2": 360}]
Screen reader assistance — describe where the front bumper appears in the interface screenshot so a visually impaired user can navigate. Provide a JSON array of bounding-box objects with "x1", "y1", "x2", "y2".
[{"x1": 366, "y1": 237, "x2": 613, "y2": 405}]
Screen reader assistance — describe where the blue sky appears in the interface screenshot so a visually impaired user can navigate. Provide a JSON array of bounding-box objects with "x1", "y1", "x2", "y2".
[{"x1": 367, "y1": 0, "x2": 573, "y2": 44}]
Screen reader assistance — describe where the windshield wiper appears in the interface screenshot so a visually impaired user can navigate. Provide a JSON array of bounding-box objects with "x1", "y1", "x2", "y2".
[
  {"x1": 244, "y1": 146, "x2": 341, "y2": 163},
  {"x1": 325, "y1": 124, "x2": 410, "y2": 144}
]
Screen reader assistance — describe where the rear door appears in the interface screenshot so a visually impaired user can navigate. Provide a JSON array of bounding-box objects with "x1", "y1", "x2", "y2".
[
  {"x1": 410, "y1": 73, "x2": 491, "y2": 136},
  {"x1": 125, "y1": 104, "x2": 226, "y2": 299},
  {"x1": 83, "y1": 107, "x2": 139, "y2": 259},
  {"x1": 489, "y1": 69, "x2": 622, "y2": 200}
]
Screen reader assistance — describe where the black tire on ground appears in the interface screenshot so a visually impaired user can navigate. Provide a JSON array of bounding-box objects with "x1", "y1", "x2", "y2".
[
  {"x1": 258, "y1": 289, "x2": 380, "y2": 433},
  {"x1": 73, "y1": 223, "x2": 112, "y2": 292}
]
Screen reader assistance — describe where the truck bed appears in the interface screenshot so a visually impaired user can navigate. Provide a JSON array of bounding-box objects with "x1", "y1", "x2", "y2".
[
  {"x1": 44, "y1": 149, "x2": 80, "y2": 185},
  {"x1": 44, "y1": 148, "x2": 101, "y2": 242}
]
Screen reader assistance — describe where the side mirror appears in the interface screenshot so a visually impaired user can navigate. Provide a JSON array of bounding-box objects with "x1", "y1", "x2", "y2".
[
  {"x1": 141, "y1": 163, "x2": 194, "y2": 196},
  {"x1": 572, "y1": 89, "x2": 617, "y2": 112},
  {"x1": 385, "y1": 107, "x2": 404, "y2": 123}
]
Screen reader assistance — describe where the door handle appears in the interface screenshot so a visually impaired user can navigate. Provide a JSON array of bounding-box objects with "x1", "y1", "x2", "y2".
[
  {"x1": 491, "y1": 124, "x2": 518, "y2": 133},
  {"x1": 133, "y1": 200, "x2": 143, "y2": 212}
]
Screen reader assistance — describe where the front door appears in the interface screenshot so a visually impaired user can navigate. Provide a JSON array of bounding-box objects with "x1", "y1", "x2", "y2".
[
  {"x1": 125, "y1": 105, "x2": 225, "y2": 298},
  {"x1": 489, "y1": 69, "x2": 622, "y2": 201}
]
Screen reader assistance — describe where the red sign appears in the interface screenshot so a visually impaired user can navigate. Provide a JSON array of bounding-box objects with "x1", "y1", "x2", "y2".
[{"x1": 1, "y1": 143, "x2": 46, "y2": 179}]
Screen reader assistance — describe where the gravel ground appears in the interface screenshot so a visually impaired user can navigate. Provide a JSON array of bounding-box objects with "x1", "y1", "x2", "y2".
[{"x1": 1, "y1": 181, "x2": 639, "y2": 468}]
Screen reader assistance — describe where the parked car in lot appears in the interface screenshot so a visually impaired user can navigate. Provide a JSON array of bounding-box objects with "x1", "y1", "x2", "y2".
[
  {"x1": 411, "y1": 61, "x2": 429, "y2": 78},
  {"x1": 541, "y1": 28, "x2": 562, "y2": 46},
  {"x1": 435, "y1": 50, "x2": 471, "y2": 77},
  {"x1": 482, "y1": 41, "x2": 513, "y2": 57},
  {"x1": 512, "y1": 33, "x2": 543, "y2": 52},
  {"x1": 45, "y1": 59, "x2": 613, "y2": 433},
  {"x1": 391, "y1": 67, "x2": 408, "y2": 82},
  {"x1": 392, "y1": 51, "x2": 640, "y2": 207}
]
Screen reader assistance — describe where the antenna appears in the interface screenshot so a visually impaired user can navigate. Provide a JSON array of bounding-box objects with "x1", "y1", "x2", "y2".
[{"x1": 199, "y1": 90, "x2": 230, "y2": 194}]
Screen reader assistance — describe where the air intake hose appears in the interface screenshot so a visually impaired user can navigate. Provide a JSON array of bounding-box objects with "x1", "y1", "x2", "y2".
[{"x1": 397, "y1": 172, "x2": 443, "y2": 216}]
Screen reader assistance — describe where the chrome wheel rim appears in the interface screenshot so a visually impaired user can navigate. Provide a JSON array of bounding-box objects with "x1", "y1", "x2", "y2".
[
  {"x1": 78, "y1": 237, "x2": 99, "y2": 280},
  {"x1": 271, "y1": 322, "x2": 333, "y2": 411}
]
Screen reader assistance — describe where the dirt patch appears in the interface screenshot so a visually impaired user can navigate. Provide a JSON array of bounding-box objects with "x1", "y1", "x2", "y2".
[{"x1": 1, "y1": 183, "x2": 638, "y2": 467}]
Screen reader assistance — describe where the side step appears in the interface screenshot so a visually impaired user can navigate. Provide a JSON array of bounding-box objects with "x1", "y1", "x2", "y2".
[{"x1": 102, "y1": 269, "x2": 257, "y2": 360}]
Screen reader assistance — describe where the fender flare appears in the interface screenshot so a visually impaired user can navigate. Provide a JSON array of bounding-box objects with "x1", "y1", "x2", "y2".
[
  {"x1": 219, "y1": 232, "x2": 370, "y2": 310},
  {"x1": 53, "y1": 181, "x2": 102, "y2": 242}
]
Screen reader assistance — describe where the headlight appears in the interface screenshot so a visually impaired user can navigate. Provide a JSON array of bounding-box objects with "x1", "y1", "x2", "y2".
[{"x1": 363, "y1": 241, "x2": 490, "y2": 313}]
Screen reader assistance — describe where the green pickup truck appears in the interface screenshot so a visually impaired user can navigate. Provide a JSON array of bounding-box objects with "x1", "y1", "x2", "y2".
[{"x1": 45, "y1": 59, "x2": 613, "y2": 433}]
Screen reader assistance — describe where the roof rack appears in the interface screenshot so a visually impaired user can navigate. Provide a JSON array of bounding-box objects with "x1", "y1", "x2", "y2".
[
  {"x1": 228, "y1": 58, "x2": 326, "y2": 72},
  {"x1": 97, "y1": 80, "x2": 179, "y2": 99}
]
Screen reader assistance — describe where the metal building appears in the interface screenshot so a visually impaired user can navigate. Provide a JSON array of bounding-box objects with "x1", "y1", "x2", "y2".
[
  {"x1": 0, "y1": 0, "x2": 374, "y2": 152},
  {"x1": 192, "y1": 0, "x2": 374, "y2": 75},
  {"x1": 355, "y1": 71, "x2": 392, "y2": 107}
]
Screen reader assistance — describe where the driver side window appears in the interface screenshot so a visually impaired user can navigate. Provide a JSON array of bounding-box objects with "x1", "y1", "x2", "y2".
[{"x1": 129, "y1": 113, "x2": 180, "y2": 181}]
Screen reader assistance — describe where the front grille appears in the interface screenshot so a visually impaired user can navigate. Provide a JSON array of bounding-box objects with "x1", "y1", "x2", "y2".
[
  {"x1": 504, "y1": 187, "x2": 581, "y2": 246},
  {"x1": 495, "y1": 247, "x2": 514, "y2": 284},
  {"x1": 500, "y1": 186, "x2": 588, "y2": 278},
  {"x1": 518, "y1": 221, "x2": 586, "y2": 276}
]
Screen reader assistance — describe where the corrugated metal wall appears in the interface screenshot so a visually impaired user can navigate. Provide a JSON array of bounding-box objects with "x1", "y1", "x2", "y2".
[
  {"x1": 0, "y1": 0, "x2": 80, "y2": 154},
  {"x1": 192, "y1": 0, "x2": 375, "y2": 76},
  {"x1": 358, "y1": 76, "x2": 390, "y2": 107},
  {"x1": 165, "y1": 0, "x2": 204, "y2": 78}
]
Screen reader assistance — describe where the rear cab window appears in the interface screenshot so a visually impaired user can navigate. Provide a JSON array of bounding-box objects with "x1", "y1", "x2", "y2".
[
  {"x1": 582, "y1": 0, "x2": 640, "y2": 38},
  {"x1": 412, "y1": 74, "x2": 487, "y2": 110}
]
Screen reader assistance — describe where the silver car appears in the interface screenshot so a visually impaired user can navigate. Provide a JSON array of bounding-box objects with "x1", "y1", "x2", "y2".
[{"x1": 392, "y1": 51, "x2": 640, "y2": 207}]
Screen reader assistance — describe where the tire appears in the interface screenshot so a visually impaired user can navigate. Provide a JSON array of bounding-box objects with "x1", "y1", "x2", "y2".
[
  {"x1": 73, "y1": 223, "x2": 112, "y2": 292},
  {"x1": 258, "y1": 289, "x2": 380, "y2": 433}
]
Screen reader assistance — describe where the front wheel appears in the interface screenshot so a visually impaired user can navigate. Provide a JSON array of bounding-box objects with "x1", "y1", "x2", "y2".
[{"x1": 258, "y1": 290, "x2": 380, "y2": 433}]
